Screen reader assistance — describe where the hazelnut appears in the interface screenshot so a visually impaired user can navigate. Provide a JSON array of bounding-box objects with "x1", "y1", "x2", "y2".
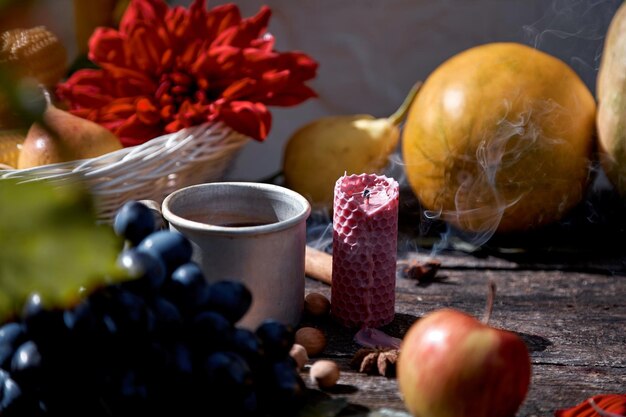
[
  {"x1": 304, "y1": 292, "x2": 331, "y2": 317},
  {"x1": 295, "y1": 327, "x2": 327, "y2": 356},
  {"x1": 289, "y1": 343, "x2": 309, "y2": 370},
  {"x1": 309, "y1": 360, "x2": 340, "y2": 389}
]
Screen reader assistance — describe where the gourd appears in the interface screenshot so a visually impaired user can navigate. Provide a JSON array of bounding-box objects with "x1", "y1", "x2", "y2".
[{"x1": 597, "y1": 2, "x2": 626, "y2": 196}]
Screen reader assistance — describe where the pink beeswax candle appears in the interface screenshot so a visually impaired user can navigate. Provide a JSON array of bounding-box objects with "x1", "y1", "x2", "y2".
[{"x1": 331, "y1": 173, "x2": 399, "y2": 328}]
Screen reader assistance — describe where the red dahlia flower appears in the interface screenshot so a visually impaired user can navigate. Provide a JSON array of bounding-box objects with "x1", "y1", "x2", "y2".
[{"x1": 56, "y1": 0, "x2": 318, "y2": 146}]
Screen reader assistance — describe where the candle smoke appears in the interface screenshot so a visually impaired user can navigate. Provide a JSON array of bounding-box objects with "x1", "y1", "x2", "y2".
[
  {"x1": 524, "y1": 0, "x2": 620, "y2": 94},
  {"x1": 419, "y1": 0, "x2": 617, "y2": 256},
  {"x1": 306, "y1": 0, "x2": 621, "y2": 260}
]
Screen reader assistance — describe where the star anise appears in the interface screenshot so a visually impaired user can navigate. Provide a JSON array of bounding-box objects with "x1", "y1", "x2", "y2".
[
  {"x1": 350, "y1": 348, "x2": 399, "y2": 377},
  {"x1": 400, "y1": 259, "x2": 442, "y2": 284}
]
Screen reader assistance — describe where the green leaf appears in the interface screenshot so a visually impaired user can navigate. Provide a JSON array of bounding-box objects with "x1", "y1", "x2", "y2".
[{"x1": 0, "y1": 179, "x2": 124, "y2": 320}]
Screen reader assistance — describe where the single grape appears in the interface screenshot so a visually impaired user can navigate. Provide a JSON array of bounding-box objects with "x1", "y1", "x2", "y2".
[
  {"x1": 0, "y1": 323, "x2": 27, "y2": 348},
  {"x1": 170, "y1": 262, "x2": 204, "y2": 287},
  {"x1": 63, "y1": 300, "x2": 95, "y2": 335},
  {"x1": 113, "y1": 201, "x2": 156, "y2": 246},
  {"x1": 22, "y1": 293, "x2": 50, "y2": 339},
  {"x1": 106, "y1": 290, "x2": 155, "y2": 338},
  {"x1": 0, "y1": 323, "x2": 27, "y2": 370},
  {"x1": 260, "y1": 358, "x2": 306, "y2": 415},
  {"x1": 116, "y1": 248, "x2": 167, "y2": 292},
  {"x1": 204, "y1": 281, "x2": 252, "y2": 323},
  {"x1": 170, "y1": 343, "x2": 193, "y2": 377},
  {"x1": 191, "y1": 311, "x2": 233, "y2": 352},
  {"x1": 231, "y1": 328, "x2": 264, "y2": 367},
  {"x1": 136, "y1": 200, "x2": 167, "y2": 231},
  {"x1": 149, "y1": 297, "x2": 183, "y2": 337},
  {"x1": 146, "y1": 343, "x2": 195, "y2": 416},
  {"x1": 0, "y1": 370, "x2": 47, "y2": 417},
  {"x1": 164, "y1": 262, "x2": 209, "y2": 315},
  {"x1": 255, "y1": 320, "x2": 295, "y2": 360},
  {"x1": 0, "y1": 369, "x2": 23, "y2": 413},
  {"x1": 201, "y1": 351, "x2": 253, "y2": 395},
  {"x1": 10, "y1": 341, "x2": 43, "y2": 388},
  {"x1": 21, "y1": 294, "x2": 66, "y2": 349},
  {"x1": 137, "y1": 231, "x2": 192, "y2": 273}
]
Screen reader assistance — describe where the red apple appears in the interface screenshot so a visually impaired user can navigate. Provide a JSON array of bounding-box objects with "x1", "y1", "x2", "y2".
[{"x1": 397, "y1": 308, "x2": 531, "y2": 417}]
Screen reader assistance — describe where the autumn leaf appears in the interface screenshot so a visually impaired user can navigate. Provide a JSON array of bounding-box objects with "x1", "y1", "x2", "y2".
[{"x1": 0, "y1": 179, "x2": 124, "y2": 320}]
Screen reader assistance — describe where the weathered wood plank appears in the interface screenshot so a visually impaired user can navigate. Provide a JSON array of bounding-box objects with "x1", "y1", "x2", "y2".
[{"x1": 302, "y1": 254, "x2": 626, "y2": 416}]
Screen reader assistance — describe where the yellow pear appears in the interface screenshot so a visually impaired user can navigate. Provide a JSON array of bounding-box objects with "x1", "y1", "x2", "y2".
[
  {"x1": 18, "y1": 102, "x2": 122, "y2": 169},
  {"x1": 283, "y1": 82, "x2": 421, "y2": 209}
]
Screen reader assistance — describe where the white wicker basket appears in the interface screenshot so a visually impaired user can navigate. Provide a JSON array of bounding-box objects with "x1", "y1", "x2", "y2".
[{"x1": 0, "y1": 122, "x2": 248, "y2": 222}]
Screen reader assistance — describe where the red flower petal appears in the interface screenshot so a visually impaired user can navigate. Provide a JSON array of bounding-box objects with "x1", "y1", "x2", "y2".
[
  {"x1": 218, "y1": 100, "x2": 271, "y2": 141},
  {"x1": 166, "y1": 3, "x2": 203, "y2": 44},
  {"x1": 126, "y1": 23, "x2": 169, "y2": 74},
  {"x1": 56, "y1": 1, "x2": 317, "y2": 147},
  {"x1": 221, "y1": 78, "x2": 258, "y2": 101},
  {"x1": 136, "y1": 98, "x2": 161, "y2": 125},
  {"x1": 88, "y1": 28, "x2": 127, "y2": 68},
  {"x1": 212, "y1": 6, "x2": 271, "y2": 48},
  {"x1": 265, "y1": 84, "x2": 318, "y2": 107},
  {"x1": 97, "y1": 64, "x2": 157, "y2": 96},
  {"x1": 555, "y1": 394, "x2": 626, "y2": 417},
  {"x1": 116, "y1": 116, "x2": 164, "y2": 147},
  {"x1": 205, "y1": 4, "x2": 241, "y2": 40},
  {"x1": 120, "y1": 0, "x2": 168, "y2": 34}
]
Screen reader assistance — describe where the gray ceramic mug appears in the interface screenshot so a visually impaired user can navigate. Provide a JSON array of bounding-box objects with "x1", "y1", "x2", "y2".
[{"x1": 161, "y1": 182, "x2": 311, "y2": 329}]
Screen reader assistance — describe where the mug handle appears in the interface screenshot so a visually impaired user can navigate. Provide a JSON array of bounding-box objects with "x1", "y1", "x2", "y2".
[{"x1": 138, "y1": 199, "x2": 168, "y2": 230}]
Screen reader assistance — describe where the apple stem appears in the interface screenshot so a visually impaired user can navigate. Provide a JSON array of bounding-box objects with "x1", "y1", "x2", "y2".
[
  {"x1": 588, "y1": 398, "x2": 626, "y2": 417},
  {"x1": 481, "y1": 281, "x2": 497, "y2": 324}
]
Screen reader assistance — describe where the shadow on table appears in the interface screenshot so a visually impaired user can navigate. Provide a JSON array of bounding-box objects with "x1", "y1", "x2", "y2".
[
  {"x1": 516, "y1": 332, "x2": 553, "y2": 352},
  {"x1": 398, "y1": 185, "x2": 626, "y2": 275},
  {"x1": 305, "y1": 313, "x2": 419, "y2": 357}
]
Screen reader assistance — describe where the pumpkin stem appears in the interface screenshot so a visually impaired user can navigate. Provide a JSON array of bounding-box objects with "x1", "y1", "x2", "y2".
[{"x1": 388, "y1": 81, "x2": 422, "y2": 126}]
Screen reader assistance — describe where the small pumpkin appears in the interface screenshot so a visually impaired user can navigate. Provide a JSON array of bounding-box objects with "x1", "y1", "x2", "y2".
[{"x1": 402, "y1": 42, "x2": 596, "y2": 233}]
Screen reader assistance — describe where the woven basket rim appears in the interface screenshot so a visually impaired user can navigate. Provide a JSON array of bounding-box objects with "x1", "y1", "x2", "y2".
[
  {"x1": 0, "y1": 121, "x2": 250, "y2": 222},
  {"x1": 0, "y1": 121, "x2": 239, "y2": 178}
]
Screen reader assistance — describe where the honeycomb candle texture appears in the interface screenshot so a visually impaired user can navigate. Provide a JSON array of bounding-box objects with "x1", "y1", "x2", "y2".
[{"x1": 331, "y1": 173, "x2": 399, "y2": 328}]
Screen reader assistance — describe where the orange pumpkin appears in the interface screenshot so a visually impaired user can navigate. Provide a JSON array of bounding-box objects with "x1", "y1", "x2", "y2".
[{"x1": 402, "y1": 42, "x2": 596, "y2": 233}]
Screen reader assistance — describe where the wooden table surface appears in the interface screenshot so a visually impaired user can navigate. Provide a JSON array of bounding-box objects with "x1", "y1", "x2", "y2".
[{"x1": 298, "y1": 188, "x2": 626, "y2": 416}]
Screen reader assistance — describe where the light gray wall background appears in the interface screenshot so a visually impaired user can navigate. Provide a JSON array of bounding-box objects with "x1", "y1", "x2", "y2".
[
  {"x1": 202, "y1": 0, "x2": 620, "y2": 180},
  {"x1": 30, "y1": 0, "x2": 622, "y2": 180}
]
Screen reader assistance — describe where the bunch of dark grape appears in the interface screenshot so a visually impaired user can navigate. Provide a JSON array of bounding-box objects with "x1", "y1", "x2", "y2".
[{"x1": 0, "y1": 201, "x2": 306, "y2": 416}]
